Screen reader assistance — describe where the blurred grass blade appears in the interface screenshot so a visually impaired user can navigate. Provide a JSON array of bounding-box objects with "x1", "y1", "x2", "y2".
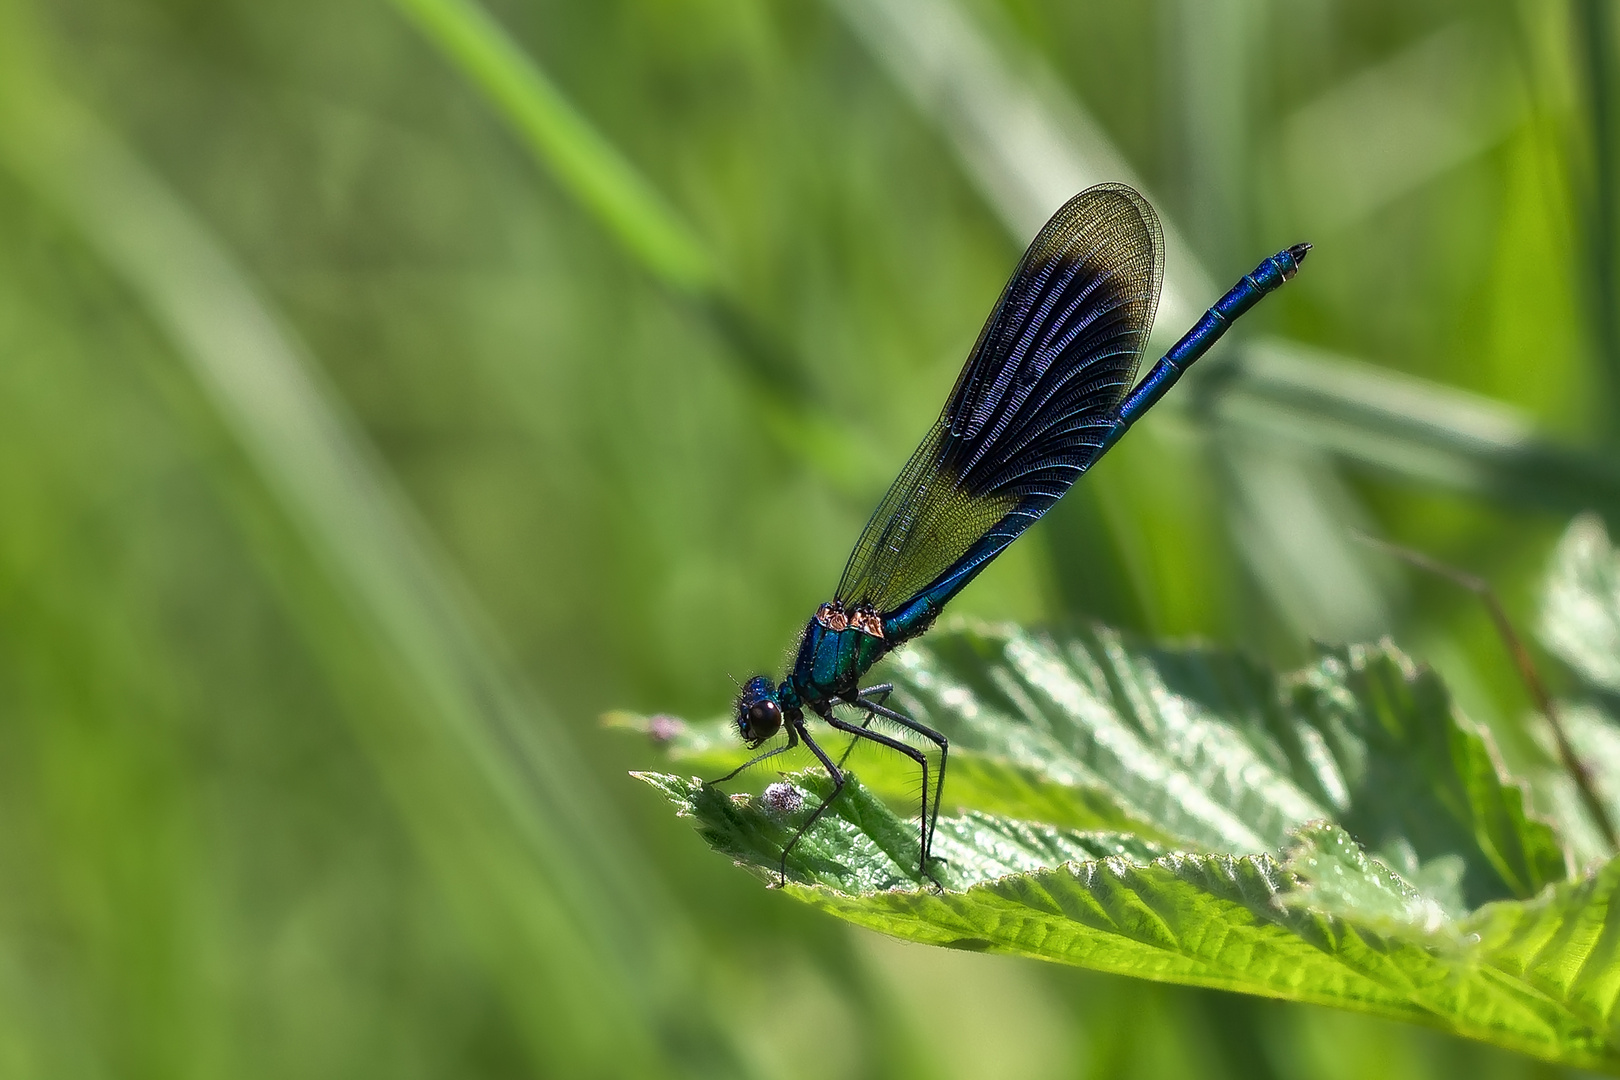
[
  {"x1": 1173, "y1": 0, "x2": 1259, "y2": 265},
  {"x1": 1162, "y1": 0, "x2": 1392, "y2": 642},
  {"x1": 1221, "y1": 339, "x2": 1620, "y2": 520},
  {"x1": 1279, "y1": 23, "x2": 1522, "y2": 234},
  {"x1": 824, "y1": 0, "x2": 1207, "y2": 328},
  {"x1": 1220, "y1": 439, "x2": 1394, "y2": 641},
  {"x1": 391, "y1": 0, "x2": 715, "y2": 295},
  {"x1": 0, "y1": 27, "x2": 724, "y2": 1077},
  {"x1": 1575, "y1": 0, "x2": 1620, "y2": 423},
  {"x1": 388, "y1": 0, "x2": 882, "y2": 492}
]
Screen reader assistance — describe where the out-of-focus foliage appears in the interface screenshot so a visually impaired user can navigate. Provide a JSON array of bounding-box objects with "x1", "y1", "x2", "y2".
[
  {"x1": 0, "y1": 0, "x2": 1618, "y2": 1076},
  {"x1": 1542, "y1": 514, "x2": 1620, "y2": 694},
  {"x1": 1536, "y1": 515, "x2": 1620, "y2": 871}
]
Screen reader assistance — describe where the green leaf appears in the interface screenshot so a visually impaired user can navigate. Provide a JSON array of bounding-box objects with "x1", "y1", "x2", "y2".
[
  {"x1": 1282, "y1": 822, "x2": 1459, "y2": 932},
  {"x1": 1530, "y1": 514, "x2": 1620, "y2": 866},
  {"x1": 635, "y1": 770, "x2": 1168, "y2": 893},
  {"x1": 641, "y1": 770, "x2": 1620, "y2": 1071},
  {"x1": 628, "y1": 620, "x2": 1602, "y2": 1065},
  {"x1": 1532, "y1": 700, "x2": 1620, "y2": 868},
  {"x1": 891, "y1": 623, "x2": 1565, "y2": 904}
]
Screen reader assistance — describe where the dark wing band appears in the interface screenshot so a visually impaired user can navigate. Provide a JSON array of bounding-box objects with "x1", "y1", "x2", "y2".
[{"x1": 835, "y1": 183, "x2": 1163, "y2": 614}]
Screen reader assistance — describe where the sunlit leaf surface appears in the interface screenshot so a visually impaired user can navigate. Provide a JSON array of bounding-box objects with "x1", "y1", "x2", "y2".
[{"x1": 643, "y1": 766, "x2": 1620, "y2": 1070}]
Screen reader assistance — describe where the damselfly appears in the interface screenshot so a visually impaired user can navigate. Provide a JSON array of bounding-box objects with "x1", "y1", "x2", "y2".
[{"x1": 716, "y1": 183, "x2": 1309, "y2": 886}]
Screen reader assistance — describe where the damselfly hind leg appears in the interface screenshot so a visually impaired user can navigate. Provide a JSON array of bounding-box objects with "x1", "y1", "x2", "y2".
[
  {"x1": 835, "y1": 683, "x2": 893, "y2": 769},
  {"x1": 821, "y1": 704, "x2": 944, "y2": 890},
  {"x1": 852, "y1": 691, "x2": 949, "y2": 881}
]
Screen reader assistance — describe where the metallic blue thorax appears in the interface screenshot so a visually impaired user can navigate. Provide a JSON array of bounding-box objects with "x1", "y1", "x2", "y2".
[{"x1": 780, "y1": 603, "x2": 890, "y2": 709}]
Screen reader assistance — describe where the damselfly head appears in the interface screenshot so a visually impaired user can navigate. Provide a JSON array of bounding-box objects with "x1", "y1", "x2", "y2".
[{"x1": 735, "y1": 675, "x2": 784, "y2": 748}]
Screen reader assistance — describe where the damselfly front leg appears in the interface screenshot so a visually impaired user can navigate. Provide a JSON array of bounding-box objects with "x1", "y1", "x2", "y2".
[
  {"x1": 776, "y1": 710, "x2": 845, "y2": 885},
  {"x1": 708, "y1": 723, "x2": 798, "y2": 785}
]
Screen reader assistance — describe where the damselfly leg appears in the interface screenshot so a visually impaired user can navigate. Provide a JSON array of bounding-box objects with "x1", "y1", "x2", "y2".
[
  {"x1": 852, "y1": 692, "x2": 949, "y2": 869},
  {"x1": 776, "y1": 712, "x2": 844, "y2": 885},
  {"x1": 813, "y1": 704, "x2": 944, "y2": 889},
  {"x1": 835, "y1": 683, "x2": 893, "y2": 769},
  {"x1": 708, "y1": 724, "x2": 798, "y2": 785},
  {"x1": 828, "y1": 683, "x2": 948, "y2": 882}
]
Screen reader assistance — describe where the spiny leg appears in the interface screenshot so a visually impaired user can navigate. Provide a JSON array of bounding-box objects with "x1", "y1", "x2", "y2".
[
  {"x1": 778, "y1": 713, "x2": 844, "y2": 885},
  {"x1": 709, "y1": 725, "x2": 797, "y2": 785},
  {"x1": 820, "y1": 709, "x2": 942, "y2": 889},
  {"x1": 834, "y1": 683, "x2": 893, "y2": 769},
  {"x1": 855, "y1": 694, "x2": 948, "y2": 869}
]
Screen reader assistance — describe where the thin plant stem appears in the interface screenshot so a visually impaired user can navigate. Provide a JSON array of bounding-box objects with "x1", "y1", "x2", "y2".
[{"x1": 1354, "y1": 531, "x2": 1619, "y2": 851}]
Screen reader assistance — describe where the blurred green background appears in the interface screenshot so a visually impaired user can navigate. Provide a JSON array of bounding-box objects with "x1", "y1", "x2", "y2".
[{"x1": 0, "y1": 0, "x2": 1615, "y2": 1076}]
